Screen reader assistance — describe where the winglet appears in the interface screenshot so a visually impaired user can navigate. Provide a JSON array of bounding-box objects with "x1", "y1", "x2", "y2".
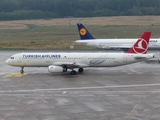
[
  {"x1": 77, "y1": 23, "x2": 95, "y2": 40},
  {"x1": 126, "y1": 32, "x2": 151, "y2": 54}
]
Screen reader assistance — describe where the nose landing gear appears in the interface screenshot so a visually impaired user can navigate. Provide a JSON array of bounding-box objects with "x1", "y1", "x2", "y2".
[{"x1": 20, "y1": 67, "x2": 24, "y2": 74}]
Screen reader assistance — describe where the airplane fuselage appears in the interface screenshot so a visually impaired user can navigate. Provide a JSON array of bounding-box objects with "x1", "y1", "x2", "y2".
[
  {"x1": 6, "y1": 52, "x2": 154, "y2": 68},
  {"x1": 76, "y1": 39, "x2": 160, "y2": 50}
]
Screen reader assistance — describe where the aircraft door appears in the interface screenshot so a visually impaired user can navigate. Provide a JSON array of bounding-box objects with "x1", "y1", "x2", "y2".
[
  {"x1": 93, "y1": 41, "x2": 97, "y2": 47},
  {"x1": 17, "y1": 56, "x2": 22, "y2": 64},
  {"x1": 89, "y1": 41, "x2": 96, "y2": 47},
  {"x1": 93, "y1": 41, "x2": 98, "y2": 47},
  {"x1": 45, "y1": 58, "x2": 51, "y2": 64},
  {"x1": 82, "y1": 56, "x2": 87, "y2": 63},
  {"x1": 157, "y1": 40, "x2": 160, "y2": 47},
  {"x1": 17, "y1": 56, "x2": 26, "y2": 66},
  {"x1": 96, "y1": 41, "x2": 105, "y2": 48},
  {"x1": 123, "y1": 54, "x2": 128, "y2": 63}
]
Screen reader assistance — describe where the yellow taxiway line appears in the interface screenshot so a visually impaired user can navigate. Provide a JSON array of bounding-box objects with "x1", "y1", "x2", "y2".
[{"x1": 5, "y1": 73, "x2": 26, "y2": 77}]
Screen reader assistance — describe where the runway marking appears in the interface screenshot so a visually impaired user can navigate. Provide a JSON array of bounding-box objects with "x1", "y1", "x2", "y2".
[
  {"x1": 0, "y1": 91, "x2": 49, "y2": 120},
  {"x1": 0, "y1": 83, "x2": 160, "y2": 93},
  {"x1": 0, "y1": 84, "x2": 160, "y2": 120},
  {"x1": 5, "y1": 73, "x2": 26, "y2": 77},
  {"x1": 0, "y1": 73, "x2": 5, "y2": 76},
  {"x1": 106, "y1": 95, "x2": 119, "y2": 96},
  {"x1": 125, "y1": 89, "x2": 160, "y2": 120}
]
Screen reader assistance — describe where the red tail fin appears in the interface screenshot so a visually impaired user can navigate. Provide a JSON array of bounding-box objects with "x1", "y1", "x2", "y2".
[{"x1": 126, "y1": 32, "x2": 151, "y2": 54}]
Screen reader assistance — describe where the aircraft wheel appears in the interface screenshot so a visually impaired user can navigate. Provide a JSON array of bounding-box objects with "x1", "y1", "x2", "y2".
[
  {"x1": 20, "y1": 67, "x2": 24, "y2": 74},
  {"x1": 20, "y1": 70, "x2": 24, "y2": 74},
  {"x1": 78, "y1": 68, "x2": 84, "y2": 73},
  {"x1": 70, "y1": 70, "x2": 76, "y2": 75},
  {"x1": 63, "y1": 67, "x2": 67, "y2": 72}
]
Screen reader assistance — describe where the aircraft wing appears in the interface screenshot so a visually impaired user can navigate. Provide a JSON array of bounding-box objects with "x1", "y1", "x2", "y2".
[
  {"x1": 108, "y1": 45, "x2": 132, "y2": 49},
  {"x1": 106, "y1": 45, "x2": 132, "y2": 52},
  {"x1": 53, "y1": 62, "x2": 89, "y2": 69}
]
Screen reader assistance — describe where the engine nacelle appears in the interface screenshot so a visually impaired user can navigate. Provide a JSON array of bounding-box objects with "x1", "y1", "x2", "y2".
[
  {"x1": 158, "y1": 58, "x2": 160, "y2": 63},
  {"x1": 48, "y1": 65, "x2": 63, "y2": 73}
]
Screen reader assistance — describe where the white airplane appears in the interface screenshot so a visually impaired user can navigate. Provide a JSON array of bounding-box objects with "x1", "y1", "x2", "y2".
[
  {"x1": 6, "y1": 32, "x2": 154, "y2": 75},
  {"x1": 76, "y1": 23, "x2": 160, "y2": 51}
]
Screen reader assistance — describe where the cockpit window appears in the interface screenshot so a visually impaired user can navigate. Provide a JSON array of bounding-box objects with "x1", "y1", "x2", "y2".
[{"x1": 10, "y1": 57, "x2": 14, "y2": 59}]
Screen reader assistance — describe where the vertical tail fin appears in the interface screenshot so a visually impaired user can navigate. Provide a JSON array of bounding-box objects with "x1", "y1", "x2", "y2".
[
  {"x1": 77, "y1": 23, "x2": 95, "y2": 40},
  {"x1": 126, "y1": 32, "x2": 151, "y2": 54}
]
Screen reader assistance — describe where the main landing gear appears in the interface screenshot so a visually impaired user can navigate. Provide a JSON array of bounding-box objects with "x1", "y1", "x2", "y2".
[
  {"x1": 78, "y1": 68, "x2": 84, "y2": 73},
  {"x1": 63, "y1": 65, "x2": 67, "y2": 72},
  {"x1": 70, "y1": 70, "x2": 76, "y2": 75},
  {"x1": 20, "y1": 67, "x2": 24, "y2": 74},
  {"x1": 70, "y1": 68, "x2": 84, "y2": 75}
]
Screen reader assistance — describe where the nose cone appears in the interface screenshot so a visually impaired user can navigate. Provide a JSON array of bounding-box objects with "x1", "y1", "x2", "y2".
[{"x1": 5, "y1": 59, "x2": 10, "y2": 65}]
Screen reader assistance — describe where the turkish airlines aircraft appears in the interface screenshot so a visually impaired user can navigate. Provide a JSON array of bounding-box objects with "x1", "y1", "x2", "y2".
[
  {"x1": 6, "y1": 32, "x2": 154, "y2": 75},
  {"x1": 76, "y1": 23, "x2": 160, "y2": 51}
]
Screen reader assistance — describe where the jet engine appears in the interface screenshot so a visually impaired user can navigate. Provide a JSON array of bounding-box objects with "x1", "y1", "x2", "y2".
[
  {"x1": 158, "y1": 58, "x2": 160, "y2": 63},
  {"x1": 48, "y1": 65, "x2": 63, "y2": 73}
]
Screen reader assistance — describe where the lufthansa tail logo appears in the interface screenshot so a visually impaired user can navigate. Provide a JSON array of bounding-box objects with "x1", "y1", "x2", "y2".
[
  {"x1": 80, "y1": 28, "x2": 87, "y2": 36},
  {"x1": 133, "y1": 38, "x2": 148, "y2": 53}
]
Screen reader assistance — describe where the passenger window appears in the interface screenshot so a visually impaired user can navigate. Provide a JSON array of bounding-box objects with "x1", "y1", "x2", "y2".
[{"x1": 11, "y1": 57, "x2": 14, "y2": 59}]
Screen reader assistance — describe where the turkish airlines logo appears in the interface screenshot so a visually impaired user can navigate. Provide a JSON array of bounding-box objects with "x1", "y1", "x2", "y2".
[{"x1": 133, "y1": 38, "x2": 148, "y2": 53}]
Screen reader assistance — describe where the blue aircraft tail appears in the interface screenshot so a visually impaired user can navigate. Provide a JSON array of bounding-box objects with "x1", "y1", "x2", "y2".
[{"x1": 77, "y1": 23, "x2": 95, "y2": 40}]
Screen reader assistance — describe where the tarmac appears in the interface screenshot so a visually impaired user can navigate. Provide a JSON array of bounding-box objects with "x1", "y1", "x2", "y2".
[{"x1": 0, "y1": 50, "x2": 160, "y2": 120}]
